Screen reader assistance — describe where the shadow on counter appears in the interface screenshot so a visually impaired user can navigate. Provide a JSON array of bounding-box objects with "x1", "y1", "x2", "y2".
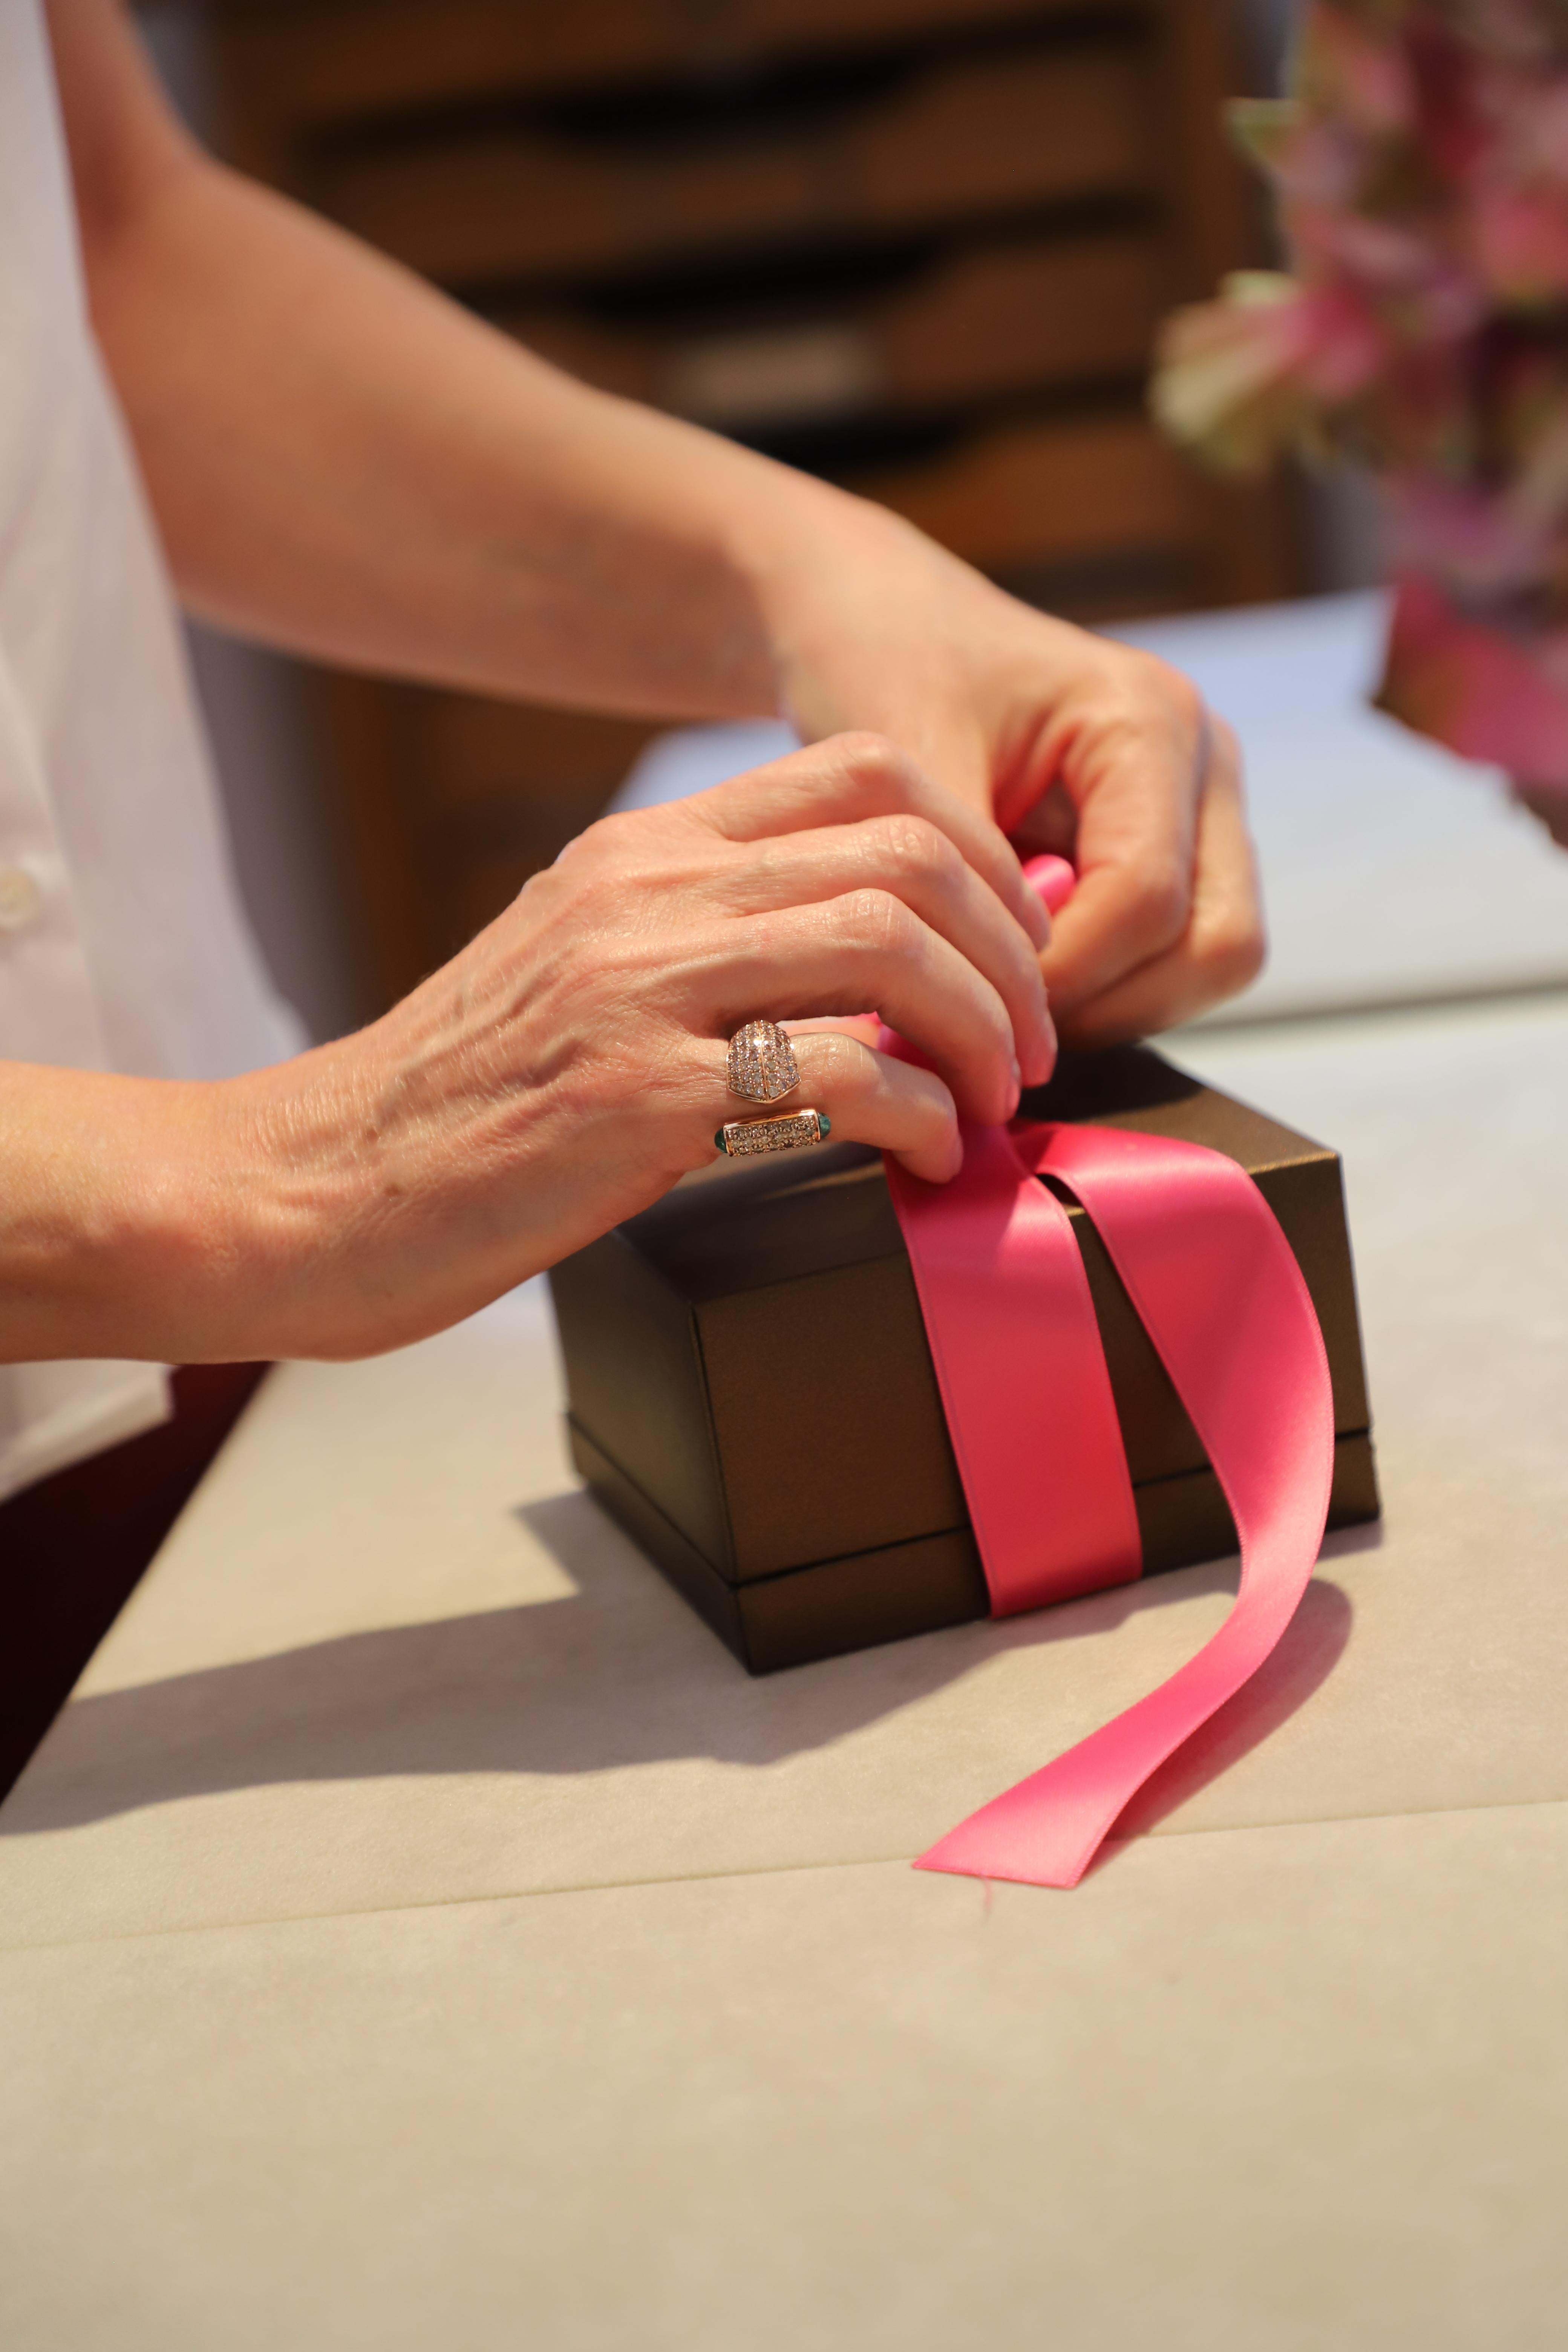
[{"x1": 0, "y1": 1489, "x2": 1366, "y2": 1848}]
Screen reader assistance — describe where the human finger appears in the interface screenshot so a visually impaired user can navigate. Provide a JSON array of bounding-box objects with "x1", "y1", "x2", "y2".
[
  {"x1": 690, "y1": 890, "x2": 1019, "y2": 1126},
  {"x1": 687, "y1": 731, "x2": 1052, "y2": 954},
  {"x1": 1051, "y1": 721, "x2": 1264, "y2": 1045},
  {"x1": 1021, "y1": 852, "x2": 1076, "y2": 917},
  {"x1": 704, "y1": 1029, "x2": 963, "y2": 1184},
  {"x1": 701, "y1": 814, "x2": 1055, "y2": 1085},
  {"x1": 1035, "y1": 664, "x2": 1208, "y2": 1015}
]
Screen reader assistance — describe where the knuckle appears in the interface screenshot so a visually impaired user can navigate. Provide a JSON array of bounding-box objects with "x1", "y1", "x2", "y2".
[
  {"x1": 1131, "y1": 859, "x2": 1190, "y2": 948},
  {"x1": 1128, "y1": 647, "x2": 1204, "y2": 730},
  {"x1": 842, "y1": 887, "x2": 919, "y2": 959},
  {"x1": 814, "y1": 1032, "x2": 879, "y2": 1105},
  {"x1": 1096, "y1": 646, "x2": 1208, "y2": 765},
  {"x1": 832, "y1": 730, "x2": 916, "y2": 799},
  {"x1": 876, "y1": 813, "x2": 957, "y2": 886},
  {"x1": 542, "y1": 816, "x2": 642, "y2": 912},
  {"x1": 1199, "y1": 908, "x2": 1267, "y2": 993},
  {"x1": 512, "y1": 863, "x2": 557, "y2": 920},
  {"x1": 565, "y1": 810, "x2": 631, "y2": 866}
]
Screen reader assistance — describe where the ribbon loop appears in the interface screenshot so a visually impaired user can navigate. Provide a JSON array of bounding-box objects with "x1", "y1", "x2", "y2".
[{"x1": 886, "y1": 1127, "x2": 1140, "y2": 1617}]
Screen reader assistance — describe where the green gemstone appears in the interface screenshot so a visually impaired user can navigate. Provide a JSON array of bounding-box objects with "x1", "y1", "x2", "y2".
[
  {"x1": 714, "y1": 1129, "x2": 727, "y2": 1152},
  {"x1": 818, "y1": 1115, "x2": 831, "y2": 1138}
]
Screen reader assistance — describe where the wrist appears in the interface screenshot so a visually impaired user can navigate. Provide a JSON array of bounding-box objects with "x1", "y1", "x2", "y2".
[
  {"x1": 725, "y1": 472, "x2": 1007, "y2": 808},
  {"x1": 725, "y1": 466, "x2": 919, "y2": 681}
]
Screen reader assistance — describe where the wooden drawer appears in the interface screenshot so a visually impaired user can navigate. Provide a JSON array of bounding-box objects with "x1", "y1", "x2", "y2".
[
  {"x1": 213, "y1": 0, "x2": 1118, "y2": 138},
  {"x1": 315, "y1": 38, "x2": 1153, "y2": 290},
  {"x1": 501, "y1": 230, "x2": 1166, "y2": 431}
]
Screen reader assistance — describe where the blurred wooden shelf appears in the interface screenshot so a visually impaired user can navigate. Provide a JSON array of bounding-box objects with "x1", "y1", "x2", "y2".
[
  {"x1": 206, "y1": 0, "x2": 1297, "y2": 1011},
  {"x1": 847, "y1": 410, "x2": 1197, "y2": 575},
  {"x1": 502, "y1": 228, "x2": 1165, "y2": 430},
  {"x1": 317, "y1": 40, "x2": 1152, "y2": 289},
  {"x1": 210, "y1": 0, "x2": 1128, "y2": 139}
]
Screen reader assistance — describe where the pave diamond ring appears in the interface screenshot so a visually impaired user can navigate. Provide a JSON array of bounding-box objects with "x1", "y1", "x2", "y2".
[
  {"x1": 714, "y1": 1109, "x2": 831, "y2": 1158},
  {"x1": 726, "y1": 1018, "x2": 800, "y2": 1105}
]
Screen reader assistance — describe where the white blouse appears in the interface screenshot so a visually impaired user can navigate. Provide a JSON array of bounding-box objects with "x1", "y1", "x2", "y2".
[{"x1": 0, "y1": 0, "x2": 304, "y2": 1497}]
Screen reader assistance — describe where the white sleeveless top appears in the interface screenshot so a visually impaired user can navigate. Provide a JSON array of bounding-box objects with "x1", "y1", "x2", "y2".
[{"x1": 0, "y1": 0, "x2": 304, "y2": 1497}]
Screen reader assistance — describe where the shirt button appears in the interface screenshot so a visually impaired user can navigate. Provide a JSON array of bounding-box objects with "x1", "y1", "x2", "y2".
[{"x1": 0, "y1": 865, "x2": 41, "y2": 931}]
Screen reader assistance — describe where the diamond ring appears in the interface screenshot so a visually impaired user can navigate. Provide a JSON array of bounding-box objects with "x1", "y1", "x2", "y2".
[
  {"x1": 714, "y1": 1109, "x2": 832, "y2": 1158},
  {"x1": 726, "y1": 1019, "x2": 799, "y2": 1104}
]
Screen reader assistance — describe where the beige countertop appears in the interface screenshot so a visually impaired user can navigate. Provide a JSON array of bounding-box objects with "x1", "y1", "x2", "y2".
[
  {"x1": 2, "y1": 988, "x2": 1565, "y2": 2349},
  {"x1": 8, "y1": 593, "x2": 1568, "y2": 2352}
]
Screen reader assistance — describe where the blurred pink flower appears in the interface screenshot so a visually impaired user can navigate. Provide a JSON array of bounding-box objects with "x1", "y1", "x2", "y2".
[
  {"x1": 1474, "y1": 182, "x2": 1568, "y2": 299},
  {"x1": 1150, "y1": 0, "x2": 1568, "y2": 816},
  {"x1": 1380, "y1": 571, "x2": 1568, "y2": 787},
  {"x1": 1299, "y1": 5, "x2": 1416, "y2": 136},
  {"x1": 1384, "y1": 469, "x2": 1549, "y2": 592},
  {"x1": 1154, "y1": 273, "x2": 1385, "y2": 472}
]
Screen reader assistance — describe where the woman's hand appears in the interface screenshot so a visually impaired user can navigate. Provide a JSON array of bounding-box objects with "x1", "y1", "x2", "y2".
[
  {"x1": 232, "y1": 732, "x2": 1055, "y2": 1358},
  {"x1": 0, "y1": 734, "x2": 1052, "y2": 1367},
  {"x1": 760, "y1": 503, "x2": 1266, "y2": 1043}
]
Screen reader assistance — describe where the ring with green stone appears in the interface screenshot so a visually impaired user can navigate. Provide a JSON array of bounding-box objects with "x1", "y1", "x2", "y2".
[{"x1": 714, "y1": 1109, "x2": 831, "y2": 1158}]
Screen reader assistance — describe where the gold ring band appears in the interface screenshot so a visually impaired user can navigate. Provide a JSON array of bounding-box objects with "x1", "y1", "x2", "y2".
[
  {"x1": 726, "y1": 1019, "x2": 800, "y2": 1105},
  {"x1": 714, "y1": 1109, "x2": 831, "y2": 1158}
]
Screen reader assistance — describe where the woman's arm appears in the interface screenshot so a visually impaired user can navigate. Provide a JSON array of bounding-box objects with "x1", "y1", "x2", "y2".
[
  {"x1": 1, "y1": 741, "x2": 1052, "y2": 1362},
  {"x1": 49, "y1": 0, "x2": 812, "y2": 722},
  {"x1": 47, "y1": 0, "x2": 1264, "y2": 1042}
]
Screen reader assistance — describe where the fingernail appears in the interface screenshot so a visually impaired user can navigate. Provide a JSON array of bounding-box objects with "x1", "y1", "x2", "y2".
[
  {"x1": 1023, "y1": 853, "x2": 1076, "y2": 917},
  {"x1": 1007, "y1": 1058, "x2": 1022, "y2": 1119},
  {"x1": 1022, "y1": 1014, "x2": 1057, "y2": 1089}
]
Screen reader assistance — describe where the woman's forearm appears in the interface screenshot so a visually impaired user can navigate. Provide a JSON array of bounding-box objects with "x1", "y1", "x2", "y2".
[{"x1": 53, "y1": 0, "x2": 881, "y2": 722}]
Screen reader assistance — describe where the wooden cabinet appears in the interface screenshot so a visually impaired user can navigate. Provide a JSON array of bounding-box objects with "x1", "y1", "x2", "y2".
[
  {"x1": 207, "y1": 0, "x2": 1294, "y2": 1010},
  {"x1": 508, "y1": 231, "x2": 1169, "y2": 430},
  {"x1": 314, "y1": 41, "x2": 1153, "y2": 284}
]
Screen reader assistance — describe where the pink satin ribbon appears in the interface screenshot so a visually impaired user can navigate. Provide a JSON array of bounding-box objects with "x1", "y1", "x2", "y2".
[{"x1": 885, "y1": 1115, "x2": 1336, "y2": 1890}]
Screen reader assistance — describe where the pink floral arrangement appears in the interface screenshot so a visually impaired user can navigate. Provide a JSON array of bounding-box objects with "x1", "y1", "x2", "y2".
[{"x1": 1152, "y1": 0, "x2": 1568, "y2": 836}]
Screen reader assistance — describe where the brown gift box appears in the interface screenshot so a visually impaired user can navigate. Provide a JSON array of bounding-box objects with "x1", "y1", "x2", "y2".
[{"x1": 548, "y1": 1048, "x2": 1379, "y2": 1674}]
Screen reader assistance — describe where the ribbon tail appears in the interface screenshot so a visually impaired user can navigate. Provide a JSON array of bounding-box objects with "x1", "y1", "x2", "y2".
[
  {"x1": 913, "y1": 1575, "x2": 1313, "y2": 1887},
  {"x1": 909, "y1": 1120, "x2": 1337, "y2": 1891}
]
